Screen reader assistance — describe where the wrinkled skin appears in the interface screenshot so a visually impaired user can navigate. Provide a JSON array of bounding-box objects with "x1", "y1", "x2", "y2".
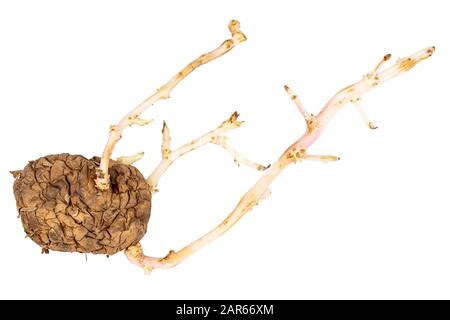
[{"x1": 12, "y1": 154, "x2": 152, "y2": 255}]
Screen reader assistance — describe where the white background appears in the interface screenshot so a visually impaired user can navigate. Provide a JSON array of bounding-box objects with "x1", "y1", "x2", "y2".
[{"x1": 0, "y1": 0, "x2": 448, "y2": 299}]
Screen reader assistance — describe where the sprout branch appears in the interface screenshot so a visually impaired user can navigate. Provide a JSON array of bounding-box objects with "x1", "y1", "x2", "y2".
[
  {"x1": 147, "y1": 112, "x2": 268, "y2": 192},
  {"x1": 116, "y1": 152, "x2": 145, "y2": 165},
  {"x1": 126, "y1": 46, "x2": 434, "y2": 273},
  {"x1": 95, "y1": 20, "x2": 247, "y2": 190}
]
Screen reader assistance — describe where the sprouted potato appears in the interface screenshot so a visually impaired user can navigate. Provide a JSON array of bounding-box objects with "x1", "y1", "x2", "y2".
[{"x1": 11, "y1": 20, "x2": 434, "y2": 274}]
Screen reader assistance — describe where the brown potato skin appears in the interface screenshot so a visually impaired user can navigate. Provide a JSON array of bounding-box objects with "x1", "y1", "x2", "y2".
[{"x1": 12, "y1": 154, "x2": 151, "y2": 255}]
